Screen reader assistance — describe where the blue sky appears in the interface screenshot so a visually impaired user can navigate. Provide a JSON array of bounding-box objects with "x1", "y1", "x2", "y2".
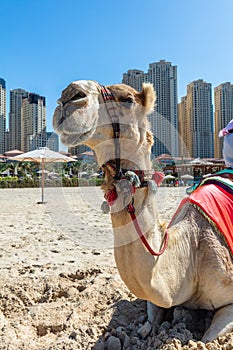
[{"x1": 1, "y1": 0, "x2": 233, "y2": 137}]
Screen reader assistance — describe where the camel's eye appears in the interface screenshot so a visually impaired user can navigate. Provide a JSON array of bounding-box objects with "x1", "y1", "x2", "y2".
[
  {"x1": 119, "y1": 97, "x2": 134, "y2": 105},
  {"x1": 69, "y1": 91, "x2": 86, "y2": 102}
]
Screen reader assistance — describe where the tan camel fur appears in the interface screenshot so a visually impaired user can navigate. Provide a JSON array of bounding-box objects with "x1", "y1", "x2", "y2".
[{"x1": 53, "y1": 80, "x2": 233, "y2": 342}]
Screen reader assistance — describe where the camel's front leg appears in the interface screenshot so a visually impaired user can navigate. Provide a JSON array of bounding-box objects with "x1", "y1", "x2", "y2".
[
  {"x1": 137, "y1": 302, "x2": 167, "y2": 339},
  {"x1": 147, "y1": 301, "x2": 167, "y2": 325},
  {"x1": 202, "y1": 304, "x2": 233, "y2": 342}
]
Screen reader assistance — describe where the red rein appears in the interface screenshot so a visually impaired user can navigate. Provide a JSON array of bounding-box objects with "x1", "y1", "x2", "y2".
[
  {"x1": 105, "y1": 171, "x2": 169, "y2": 256},
  {"x1": 126, "y1": 202, "x2": 169, "y2": 256}
]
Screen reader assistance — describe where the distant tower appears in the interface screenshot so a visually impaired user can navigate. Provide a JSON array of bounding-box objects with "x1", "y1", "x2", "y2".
[
  {"x1": 122, "y1": 60, "x2": 179, "y2": 157},
  {"x1": 186, "y1": 80, "x2": 214, "y2": 158},
  {"x1": 0, "y1": 78, "x2": 6, "y2": 153},
  {"x1": 148, "y1": 60, "x2": 178, "y2": 157},
  {"x1": 9, "y1": 88, "x2": 28, "y2": 151},
  {"x1": 21, "y1": 93, "x2": 46, "y2": 152},
  {"x1": 46, "y1": 131, "x2": 59, "y2": 151},
  {"x1": 68, "y1": 144, "x2": 91, "y2": 156},
  {"x1": 214, "y1": 82, "x2": 233, "y2": 158},
  {"x1": 178, "y1": 95, "x2": 191, "y2": 157},
  {"x1": 122, "y1": 69, "x2": 145, "y2": 91}
]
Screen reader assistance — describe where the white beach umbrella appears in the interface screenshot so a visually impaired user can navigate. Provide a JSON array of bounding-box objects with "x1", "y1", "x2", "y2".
[
  {"x1": 163, "y1": 174, "x2": 175, "y2": 180},
  {"x1": 12, "y1": 147, "x2": 75, "y2": 203},
  {"x1": 181, "y1": 174, "x2": 194, "y2": 180},
  {"x1": 37, "y1": 169, "x2": 50, "y2": 174},
  {"x1": 0, "y1": 168, "x2": 11, "y2": 176},
  {"x1": 90, "y1": 172, "x2": 100, "y2": 177}
]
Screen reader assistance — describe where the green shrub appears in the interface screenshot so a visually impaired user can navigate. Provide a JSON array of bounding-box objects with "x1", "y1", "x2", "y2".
[{"x1": 0, "y1": 175, "x2": 104, "y2": 188}]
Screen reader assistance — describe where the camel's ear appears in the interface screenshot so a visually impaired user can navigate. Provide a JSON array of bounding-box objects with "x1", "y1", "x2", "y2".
[{"x1": 138, "y1": 83, "x2": 156, "y2": 113}]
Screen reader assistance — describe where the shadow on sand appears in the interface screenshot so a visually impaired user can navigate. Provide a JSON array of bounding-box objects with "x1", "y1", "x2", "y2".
[{"x1": 92, "y1": 297, "x2": 214, "y2": 349}]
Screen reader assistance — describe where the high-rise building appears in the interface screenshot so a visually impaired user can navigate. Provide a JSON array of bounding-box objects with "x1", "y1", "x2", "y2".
[
  {"x1": 46, "y1": 131, "x2": 59, "y2": 151},
  {"x1": 122, "y1": 69, "x2": 145, "y2": 91},
  {"x1": 5, "y1": 129, "x2": 9, "y2": 152},
  {"x1": 21, "y1": 93, "x2": 46, "y2": 152},
  {"x1": 184, "y1": 79, "x2": 214, "y2": 158},
  {"x1": 178, "y1": 95, "x2": 191, "y2": 157},
  {"x1": 68, "y1": 144, "x2": 91, "y2": 157},
  {"x1": 0, "y1": 78, "x2": 6, "y2": 154},
  {"x1": 214, "y1": 82, "x2": 233, "y2": 158},
  {"x1": 9, "y1": 88, "x2": 28, "y2": 151},
  {"x1": 122, "y1": 60, "x2": 179, "y2": 157},
  {"x1": 148, "y1": 60, "x2": 178, "y2": 157}
]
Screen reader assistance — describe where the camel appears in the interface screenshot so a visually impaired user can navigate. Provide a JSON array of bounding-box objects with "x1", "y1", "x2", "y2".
[{"x1": 53, "y1": 80, "x2": 233, "y2": 342}]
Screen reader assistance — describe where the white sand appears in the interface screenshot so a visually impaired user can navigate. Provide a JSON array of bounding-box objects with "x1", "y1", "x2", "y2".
[{"x1": 0, "y1": 186, "x2": 185, "y2": 275}]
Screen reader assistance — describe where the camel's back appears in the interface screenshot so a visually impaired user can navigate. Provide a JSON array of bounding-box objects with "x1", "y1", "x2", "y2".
[{"x1": 176, "y1": 198, "x2": 233, "y2": 310}]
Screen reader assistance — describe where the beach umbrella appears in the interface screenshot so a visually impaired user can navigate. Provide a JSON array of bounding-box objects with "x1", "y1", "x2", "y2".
[
  {"x1": 90, "y1": 172, "x2": 100, "y2": 177},
  {"x1": 0, "y1": 168, "x2": 11, "y2": 176},
  {"x1": 12, "y1": 147, "x2": 75, "y2": 203},
  {"x1": 181, "y1": 174, "x2": 194, "y2": 180},
  {"x1": 163, "y1": 174, "x2": 175, "y2": 180},
  {"x1": 37, "y1": 169, "x2": 49, "y2": 174}
]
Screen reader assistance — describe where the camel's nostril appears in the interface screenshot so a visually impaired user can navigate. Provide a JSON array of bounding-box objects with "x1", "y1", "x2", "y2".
[
  {"x1": 57, "y1": 99, "x2": 63, "y2": 106},
  {"x1": 58, "y1": 106, "x2": 66, "y2": 125}
]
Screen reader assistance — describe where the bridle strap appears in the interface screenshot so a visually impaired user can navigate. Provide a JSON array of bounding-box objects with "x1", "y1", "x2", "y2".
[
  {"x1": 100, "y1": 85, "x2": 168, "y2": 256},
  {"x1": 100, "y1": 86, "x2": 122, "y2": 179}
]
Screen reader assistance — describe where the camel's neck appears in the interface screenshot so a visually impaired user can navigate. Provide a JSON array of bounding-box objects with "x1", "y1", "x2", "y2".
[
  {"x1": 101, "y1": 152, "x2": 200, "y2": 307},
  {"x1": 101, "y1": 148, "x2": 160, "y2": 251},
  {"x1": 110, "y1": 182, "x2": 199, "y2": 307},
  {"x1": 110, "y1": 183, "x2": 164, "y2": 300},
  {"x1": 97, "y1": 144, "x2": 166, "y2": 300},
  {"x1": 110, "y1": 186, "x2": 160, "y2": 246}
]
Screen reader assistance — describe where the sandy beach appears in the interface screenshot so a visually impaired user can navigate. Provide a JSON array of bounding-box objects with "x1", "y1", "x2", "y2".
[{"x1": 0, "y1": 186, "x2": 232, "y2": 349}]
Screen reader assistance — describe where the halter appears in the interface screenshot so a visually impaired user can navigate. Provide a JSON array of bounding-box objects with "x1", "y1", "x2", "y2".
[
  {"x1": 100, "y1": 85, "x2": 168, "y2": 256},
  {"x1": 100, "y1": 85, "x2": 122, "y2": 179}
]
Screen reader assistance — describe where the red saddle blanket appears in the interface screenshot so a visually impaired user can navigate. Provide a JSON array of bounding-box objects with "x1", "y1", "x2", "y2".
[{"x1": 170, "y1": 175, "x2": 233, "y2": 254}]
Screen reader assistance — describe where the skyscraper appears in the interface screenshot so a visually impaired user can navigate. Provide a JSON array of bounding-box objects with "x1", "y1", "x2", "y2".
[
  {"x1": 214, "y1": 82, "x2": 233, "y2": 158},
  {"x1": 122, "y1": 69, "x2": 145, "y2": 91},
  {"x1": 46, "y1": 131, "x2": 59, "y2": 151},
  {"x1": 122, "y1": 60, "x2": 179, "y2": 157},
  {"x1": 148, "y1": 60, "x2": 178, "y2": 157},
  {"x1": 184, "y1": 80, "x2": 214, "y2": 158},
  {"x1": 178, "y1": 95, "x2": 191, "y2": 157},
  {"x1": 0, "y1": 78, "x2": 6, "y2": 153},
  {"x1": 9, "y1": 88, "x2": 28, "y2": 151},
  {"x1": 21, "y1": 93, "x2": 46, "y2": 152}
]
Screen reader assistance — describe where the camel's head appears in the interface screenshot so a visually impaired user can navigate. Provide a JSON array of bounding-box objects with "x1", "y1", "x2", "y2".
[{"x1": 53, "y1": 80, "x2": 155, "y2": 168}]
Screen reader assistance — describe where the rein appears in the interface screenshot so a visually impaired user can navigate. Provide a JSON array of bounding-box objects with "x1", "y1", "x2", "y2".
[
  {"x1": 100, "y1": 85, "x2": 168, "y2": 256},
  {"x1": 127, "y1": 202, "x2": 169, "y2": 256}
]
